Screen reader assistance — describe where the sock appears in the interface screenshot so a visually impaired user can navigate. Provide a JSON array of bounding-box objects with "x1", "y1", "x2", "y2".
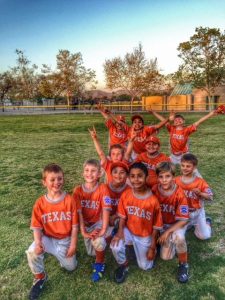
[
  {"x1": 178, "y1": 252, "x2": 188, "y2": 264},
  {"x1": 35, "y1": 272, "x2": 45, "y2": 280},
  {"x1": 95, "y1": 250, "x2": 105, "y2": 264}
]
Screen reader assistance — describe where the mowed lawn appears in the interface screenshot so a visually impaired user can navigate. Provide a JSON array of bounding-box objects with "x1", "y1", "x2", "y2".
[{"x1": 0, "y1": 112, "x2": 225, "y2": 300}]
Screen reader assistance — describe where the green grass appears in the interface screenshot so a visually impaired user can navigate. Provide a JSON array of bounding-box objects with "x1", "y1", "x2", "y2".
[{"x1": 0, "y1": 113, "x2": 225, "y2": 300}]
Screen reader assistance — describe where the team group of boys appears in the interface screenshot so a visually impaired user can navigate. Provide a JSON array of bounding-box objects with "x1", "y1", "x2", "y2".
[{"x1": 26, "y1": 104, "x2": 223, "y2": 300}]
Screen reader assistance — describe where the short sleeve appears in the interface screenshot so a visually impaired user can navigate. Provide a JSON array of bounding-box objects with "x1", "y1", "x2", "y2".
[{"x1": 30, "y1": 201, "x2": 43, "y2": 230}]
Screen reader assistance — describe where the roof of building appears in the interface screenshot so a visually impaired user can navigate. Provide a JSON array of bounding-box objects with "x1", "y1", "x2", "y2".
[{"x1": 170, "y1": 83, "x2": 193, "y2": 96}]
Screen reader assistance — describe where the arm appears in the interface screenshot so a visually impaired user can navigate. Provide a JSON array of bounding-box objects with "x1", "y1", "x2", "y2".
[
  {"x1": 154, "y1": 117, "x2": 170, "y2": 130},
  {"x1": 33, "y1": 230, "x2": 44, "y2": 255},
  {"x1": 192, "y1": 188, "x2": 213, "y2": 201},
  {"x1": 124, "y1": 126, "x2": 136, "y2": 161},
  {"x1": 97, "y1": 103, "x2": 111, "y2": 120},
  {"x1": 79, "y1": 211, "x2": 92, "y2": 239},
  {"x1": 146, "y1": 229, "x2": 159, "y2": 260},
  {"x1": 88, "y1": 126, "x2": 107, "y2": 165},
  {"x1": 94, "y1": 209, "x2": 110, "y2": 238},
  {"x1": 149, "y1": 109, "x2": 166, "y2": 122},
  {"x1": 193, "y1": 110, "x2": 216, "y2": 128},
  {"x1": 111, "y1": 217, "x2": 126, "y2": 246},
  {"x1": 158, "y1": 220, "x2": 188, "y2": 244},
  {"x1": 66, "y1": 226, "x2": 78, "y2": 257}
]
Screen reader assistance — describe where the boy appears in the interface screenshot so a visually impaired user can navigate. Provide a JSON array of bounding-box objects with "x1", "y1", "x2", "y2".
[
  {"x1": 110, "y1": 162, "x2": 163, "y2": 283},
  {"x1": 89, "y1": 126, "x2": 134, "y2": 183},
  {"x1": 129, "y1": 114, "x2": 169, "y2": 159},
  {"x1": 152, "y1": 162, "x2": 189, "y2": 283},
  {"x1": 150, "y1": 109, "x2": 217, "y2": 165},
  {"x1": 73, "y1": 159, "x2": 112, "y2": 282},
  {"x1": 135, "y1": 136, "x2": 170, "y2": 187},
  {"x1": 26, "y1": 164, "x2": 79, "y2": 300},
  {"x1": 175, "y1": 153, "x2": 213, "y2": 240},
  {"x1": 97, "y1": 103, "x2": 130, "y2": 148}
]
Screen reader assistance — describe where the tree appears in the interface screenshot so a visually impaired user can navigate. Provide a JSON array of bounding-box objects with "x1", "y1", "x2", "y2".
[
  {"x1": 39, "y1": 50, "x2": 96, "y2": 106},
  {"x1": 104, "y1": 44, "x2": 163, "y2": 110},
  {"x1": 177, "y1": 27, "x2": 225, "y2": 108},
  {"x1": 0, "y1": 71, "x2": 14, "y2": 103}
]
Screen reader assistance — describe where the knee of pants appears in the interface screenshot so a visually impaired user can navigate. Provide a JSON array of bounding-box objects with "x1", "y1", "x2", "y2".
[
  {"x1": 92, "y1": 237, "x2": 106, "y2": 252},
  {"x1": 195, "y1": 228, "x2": 211, "y2": 240},
  {"x1": 173, "y1": 234, "x2": 187, "y2": 252},
  {"x1": 61, "y1": 257, "x2": 77, "y2": 272},
  {"x1": 110, "y1": 239, "x2": 125, "y2": 253},
  {"x1": 137, "y1": 259, "x2": 154, "y2": 271}
]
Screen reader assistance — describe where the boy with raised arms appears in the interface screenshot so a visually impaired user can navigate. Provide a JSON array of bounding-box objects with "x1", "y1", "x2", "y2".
[{"x1": 26, "y1": 164, "x2": 79, "y2": 300}]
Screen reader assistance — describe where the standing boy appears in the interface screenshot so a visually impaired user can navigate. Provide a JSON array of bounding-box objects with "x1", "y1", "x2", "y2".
[
  {"x1": 153, "y1": 162, "x2": 189, "y2": 283},
  {"x1": 73, "y1": 159, "x2": 112, "y2": 282},
  {"x1": 175, "y1": 153, "x2": 213, "y2": 240},
  {"x1": 110, "y1": 162, "x2": 163, "y2": 283},
  {"x1": 26, "y1": 164, "x2": 79, "y2": 300}
]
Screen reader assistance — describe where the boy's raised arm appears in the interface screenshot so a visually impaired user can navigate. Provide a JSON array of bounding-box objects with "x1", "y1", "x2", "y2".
[
  {"x1": 193, "y1": 110, "x2": 216, "y2": 128},
  {"x1": 88, "y1": 126, "x2": 107, "y2": 165}
]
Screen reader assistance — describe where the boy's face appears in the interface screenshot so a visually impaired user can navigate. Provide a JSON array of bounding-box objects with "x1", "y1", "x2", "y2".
[
  {"x1": 42, "y1": 172, "x2": 64, "y2": 194},
  {"x1": 180, "y1": 161, "x2": 196, "y2": 176},
  {"x1": 83, "y1": 164, "x2": 101, "y2": 183},
  {"x1": 145, "y1": 141, "x2": 160, "y2": 154},
  {"x1": 110, "y1": 148, "x2": 123, "y2": 162},
  {"x1": 129, "y1": 168, "x2": 147, "y2": 190},
  {"x1": 111, "y1": 166, "x2": 127, "y2": 185},
  {"x1": 174, "y1": 117, "x2": 185, "y2": 127},
  {"x1": 158, "y1": 171, "x2": 174, "y2": 190},
  {"x1": 132, "y1": 118, "x2": 144, "y2": 130}
]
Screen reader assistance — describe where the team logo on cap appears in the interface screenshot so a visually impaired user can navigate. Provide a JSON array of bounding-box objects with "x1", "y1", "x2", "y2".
[{"x1": 180, "y1": 205, "x2": 188, "y2": 215}]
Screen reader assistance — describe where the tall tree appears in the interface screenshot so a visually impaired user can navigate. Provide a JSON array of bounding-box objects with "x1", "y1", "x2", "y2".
[
  {"x1": 104, "y1": 44, "x2": 163, "y2": 109},
  {"x1": 177, "y1": 27, "x2": 225, "y2": 108},
  {"x1": 0, "y1": 71, "x2": 14, "y2": 103},
  {"x1": 39, "y1": 50, "x2": 96, "y2": 105}
]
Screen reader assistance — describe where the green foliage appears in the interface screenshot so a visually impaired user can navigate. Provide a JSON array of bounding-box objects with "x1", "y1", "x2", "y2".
[{"x1": 0, "y1": 113, "x2": 225, "y2": 299}]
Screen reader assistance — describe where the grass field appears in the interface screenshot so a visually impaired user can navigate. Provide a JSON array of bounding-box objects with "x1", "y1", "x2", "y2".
[{"x1": 0, "y1": 112, "x2": 225, "y2": 300}]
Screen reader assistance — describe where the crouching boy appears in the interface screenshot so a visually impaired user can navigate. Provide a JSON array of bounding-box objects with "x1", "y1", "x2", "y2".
[
  {"x1": 26, "y1": 164, "x2": 79, "y2": 300},
  {"x1": 110, "y1": 162, "x2": 163, "y2": 283}
]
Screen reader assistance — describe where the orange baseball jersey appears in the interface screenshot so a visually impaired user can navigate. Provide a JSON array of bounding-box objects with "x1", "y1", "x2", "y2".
[
  {"x1": 107, "y1": 183, "x2": 131, "y2": 216},
  {"x1": 73, "y1": 183, "x2": 112, "y2": 225},
  {"x1": 102, "y1": 158, "x2": 129, "y2": 184},
  {"x1": 128, "y1": 126, "x2": 158, "y2": 154},
  {"x1": 31, "y1": 193, "x2": 79, "y2": 239},
  {"x1": 106, "y1": 119, "x2": 130, "y2": 147},
  {"x1": 152, "y1": 184, "x2": 189, "y2": 225},
  {"x1": 117, "y1": 189, "x2": 163, "y2": 237},
  {"x1": 135, "y1": 152, "x2": 170, "y2": 187},
  {"x1": 166, "y1": 124, "x2": 197, "y2": 154},
  {"x1": 175, "y1": 176, "x2": 213, "y2": 210}
]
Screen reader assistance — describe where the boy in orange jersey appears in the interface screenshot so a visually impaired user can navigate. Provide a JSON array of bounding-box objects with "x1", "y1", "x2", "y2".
[
  {"x1": 129, "y1": 114, "x2": 169, "y2": 159},
  {"x1": 175, "y1": 153, "x2": 213, "y2": 240},
  {"x1": 26, "y1": 164, "x2": 79, "y2": 300},
  {"x1": 135, "y1": 135, "x2": 170, "y2": 187},
  {"x1": 73, "y1": 159, "x2": 112, "y2": 282},
  {"x1": 110, "y1": 162, "x2": 163, "y2": 283},
  {"x1": 150, "y1": 109, "x2": 217, "y2": 165},
  {"x1": 97, "y1": 103, "x2": 130, "y2": 148},
  {"x1": 89, "y1": 126, "x2": 135, "y2": 184},
  {"x1": 153, "y1": 162, "x2": 189, "y2": 283}
]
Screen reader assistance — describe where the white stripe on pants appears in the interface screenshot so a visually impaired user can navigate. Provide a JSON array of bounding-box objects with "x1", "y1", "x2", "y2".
[
  {"x1": 110, "y1": 227, "x2": 154, "y2": 270},
  {"x1": 26, "y1": 235, "x2": 77, "y2": 275}
]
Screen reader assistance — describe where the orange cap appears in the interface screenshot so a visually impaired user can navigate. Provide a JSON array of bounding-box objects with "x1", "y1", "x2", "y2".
[
  {"x1": 146, "y1": 136, "x2": 160, "y2": 145},
  {"x1": 110, "y1": 161, "x2": 129, "y2": 173}
]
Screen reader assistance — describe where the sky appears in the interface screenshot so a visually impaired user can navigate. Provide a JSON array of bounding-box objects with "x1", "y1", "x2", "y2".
[{"x1": 0, "y1": 0, "x2": 225, "y2": 88}]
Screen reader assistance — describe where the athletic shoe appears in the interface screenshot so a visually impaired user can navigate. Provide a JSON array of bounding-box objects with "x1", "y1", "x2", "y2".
[
  {"x1": 206, "y1": 217, "x2": 212, "y2": 227},
  {"x1": 29, "y1": 274, "x2": 48, "y2": 300},
  {"x1": 91, "y1": 263, "x2": 106, "y2": 282},
  {"x1": 177, "y1": 263, "x2": 189, "y2": 283},
  {"x1": 114, "y1": 265, "x2": 129, "y2": 284}
]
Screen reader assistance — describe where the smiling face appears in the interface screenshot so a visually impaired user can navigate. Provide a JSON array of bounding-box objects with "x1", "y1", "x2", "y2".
[
  {"x1": 111, "y1": 166, "x2": 128, "y2": 186},
  {"x1": 83, "y1": 164, "x2": 101, "y2": 184},
  {"x1": 42, "y1": 171, "x2": 64, "y2": 194},
  {"x1": 110, "y1": 148, "x2": 123, "y2": 162},
  {"x1": 180, "y1": 160, "x2": 196, "y2": 177},
  {"x1": 158, "y1": 171, "x2": 174, "y2": 191},
  {"x1": 132, "y1": 118, "x2": 144, "y2": 130},
  {"x1": 145, "y1": 141, "x2": 160, "y2": 155},
  {"x1": 173, "y1": 116, "x2": 185, "y2": 127},
  {"x1": 129, "y1": 167, "x2": 147, "y2": 191}
]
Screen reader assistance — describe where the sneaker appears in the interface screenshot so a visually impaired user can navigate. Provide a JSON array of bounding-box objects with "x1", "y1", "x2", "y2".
[
  {"x1": 177, "y1": 263, "x2": 189, "y2": 283},
  {"x1": 114, "y1": 265, "x2": 129, "y2": 284},
  {"x1": 206, "y1": 217, "x2": 212, "y2": 227},
  {"x1": 91, "y1": 263, "x2": 106, "y2": 282},
  {"x1": 29, "y1": 274, "x2": 48, "y2": 300}
]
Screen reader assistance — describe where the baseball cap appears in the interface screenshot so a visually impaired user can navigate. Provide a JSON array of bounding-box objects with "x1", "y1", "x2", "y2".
[
  {"x1": 110, "y1": 161, "x2": 129, "y2": 173},
  {"x1": 145, "y1": 136, "x2": 160, "y2": 145},
  {"x1": 131, "y1": 114, "x2": 144, "y2": 123},
  {"x1": 116, "y1": 115, "x2": 126, "y2": 122}
]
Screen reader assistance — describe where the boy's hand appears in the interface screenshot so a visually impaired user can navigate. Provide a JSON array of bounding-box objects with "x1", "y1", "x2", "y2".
[
  {"x1": 88, "y1": 126, "x2": 97, "y2": 139},
  {"x1": 146, "y1": 246, "x2": 156, "y2": 260},
  {"x1": 169, "y1": 110, "x2": 175, "y2": 122},
  {"x1": 111, "y1": 232, "x2": 124, "y2": 247},
  {"x1": 92, "y1": 228, "x2": 106, "y2": 239},
  {"x1": 81, "y1": 231, "x2": 93, "y2": 239},
  {"x1": 192, "y1": 188, "x2": 201, "y2": 196},
  {"x1": 89, "y1": 228, "x2": 101, "y2": 239},
  {"x1": 129, "y1": 126, "x2": 137, "y2": 141},
  {"x1": 34, "y1": 243, "x2": 44, "y2": 255},
  {"x1": 158, "y1": 231, "x2": 171, "y2": 244},
  {"x1": 66, "y1": 245, "x2": 76, "y2": 257}
]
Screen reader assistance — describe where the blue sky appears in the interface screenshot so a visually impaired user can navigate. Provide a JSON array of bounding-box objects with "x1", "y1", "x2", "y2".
[{"x1": 0, "y1": 0, "x2": 225, "y2": 87}]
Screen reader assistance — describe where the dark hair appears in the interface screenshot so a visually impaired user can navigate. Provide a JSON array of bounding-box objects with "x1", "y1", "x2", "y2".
[
  {"x1": 129, "y1": 162, "x2": 148, "y2": 177},
  {"x1": 174, "y1": 114, "x2": 185, "y2": 121},
  {"x1": 181, "y1": 153, "x2": 198, "y2": 166},
  {"x1": 109, "y1": 144, "x2": 124, "y2": 156},
  {"x1": 83, "y1": 159, "x2": 101, "y2": 171},
  {"x1": 156, "y1": 161, "x2": 176, "y2": 176},
  {"x1": 42, "y1": 163, "x2": 63, "y2": 179}
]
